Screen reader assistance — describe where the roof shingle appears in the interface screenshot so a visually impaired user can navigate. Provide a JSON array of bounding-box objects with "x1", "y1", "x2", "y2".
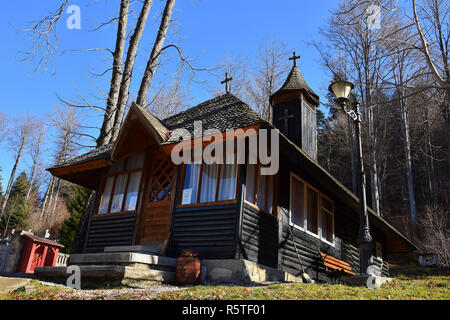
[{"x1": 271, "y1": 65, "x2": 319, "y2": 102}]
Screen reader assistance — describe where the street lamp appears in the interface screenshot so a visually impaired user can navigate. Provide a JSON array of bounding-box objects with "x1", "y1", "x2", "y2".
[{"x1": 329, "y1": 80, "x2": 375, "y2": 276}]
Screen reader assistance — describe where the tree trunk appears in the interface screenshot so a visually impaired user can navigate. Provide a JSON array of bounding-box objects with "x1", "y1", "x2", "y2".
[
  {"x1": 399, "y1": 96, "x2": 417, "y2": 224},
  {"x1": 347, "y1": 116, "x2": 357, "y2": 194},
  {"x1": 48, "y1": 178, "x2": 61, "y2": 227},
  {"x1": 422, "y1": 108, "x2": 439, "y2": 209},
  {"x1": 41, "y1": 176, "x2": 55, "y2": 219},
  {"x1": 136, "y1": 0, "x2": 176, "y2": 107},
  {"x1": 26, "y1": 124, "x2": 45, "y2": 199},
  {"x1": 97, "y1": 0, "x2": 130, "y2": 147},
  {"x1": 0, "y1": 134, "x2": 26, "y2": 217},
  {"x1": 110, "y1": 0, "x2": 154, "y2": 143}
]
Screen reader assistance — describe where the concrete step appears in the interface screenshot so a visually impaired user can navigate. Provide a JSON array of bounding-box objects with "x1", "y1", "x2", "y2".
[
  {"x1": 202, "y1": 259, "x2": 305, "y2": 285},
  {"x1": 34, "y1": 265, "x2": 175, "y2": 288},
  {"x1": 68, "y1": 252, "x2": 176, "y2": 271}
]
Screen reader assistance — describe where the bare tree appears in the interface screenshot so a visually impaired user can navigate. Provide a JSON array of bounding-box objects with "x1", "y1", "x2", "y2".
[
  {"x1": 411, "y1": 0, "x2": 449, "y2": 90},
  {"x1": 97, "y1": 0, "x2": 131, "y2": 147},
  {"x1": 0, "y1": 115, "x2": 34, "y2": 218},
  {"x1": 246, "y1": 38, "x2": 290, "y2": 122},
  {"x1": 0, "y1": 111, "x2": 7, "y2": 145},
  {"x1": 315, "y1": 0, "x2": 391, "y2": 214},
  {"x1": 136, "y1": 0, "x2": 177, "y2": 107},
  {"x1": 411, "y1": 0, "x2": 450, "y2": 167},
  {"x1": 16, "y1": 0, "x2": 69, "y2": 74},
  {"x1": 41, "y1": 106, "x2": 86, "y2": 225},
  {"x1": 419, "y1": 207, "x2": 450, "y2": 266},
  {"x1": 146, "y1": 70, "x2": 189, "y2": 119},
  {"x1": 105, "y1": 0, "x2": 154, "y2": 146},
  {"x1": 384, "y1": 20, "x2": 420, "y2": 223},
  {"x1": 26, "y1": 118, "x2": 46, "y2": 200}
]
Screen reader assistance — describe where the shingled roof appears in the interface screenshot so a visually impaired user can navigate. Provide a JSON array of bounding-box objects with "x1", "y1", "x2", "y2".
[
  {"x1": 163, "y1": 93, "x2": 265, "y2": 143},
  {"x1": 48, "y1": 93, "x2": 265, "y2": 169},
  {"x1": 49, "y1": 142, "x2": 113, "y2": 170},
  {"x1": 271, "y1": 65, "x2": 319, "y2": 103}
]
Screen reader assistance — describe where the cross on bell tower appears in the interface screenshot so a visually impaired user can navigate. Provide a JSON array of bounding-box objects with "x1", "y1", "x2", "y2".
[
  {"x1": 221, "y1": 72, "x2": 233, "y2": 93},
  {"x1": 278, "y1": 109, "x2": 294, "y2": 134},
  {"x1": 289, "y1": 52, "x2": 301, "y2": 67}
]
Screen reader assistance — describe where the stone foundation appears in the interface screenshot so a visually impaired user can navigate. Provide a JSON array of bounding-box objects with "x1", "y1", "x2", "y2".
[
  {"x1": 34, "y1": 249, "x2": 304, "y2": 288},
  {"x1": 201, "y1": 259, "x2": 304, "y2": 285}
]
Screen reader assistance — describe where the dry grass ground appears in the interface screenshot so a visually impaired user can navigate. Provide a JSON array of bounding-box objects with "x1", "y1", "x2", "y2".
[{"x1": 0, "y1": 266, "x2": 448, "y2": 300}]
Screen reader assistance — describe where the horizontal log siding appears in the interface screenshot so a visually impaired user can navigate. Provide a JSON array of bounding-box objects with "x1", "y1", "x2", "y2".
[
  {"x1": 85, "y1": 213, "x2": 136, "y2": 253},
  {"x1": 341, "y1": 242, "x2": 360, "y2": 274},
  {"x1": 280, "y1": 224, "x2": 342, "y2": 282},
  {"x1": 170, "y1": 204, "x2": 239, "y2": 259},
  {"x1": 237, "y1": 203, "x2": 279, "y2": 268}
]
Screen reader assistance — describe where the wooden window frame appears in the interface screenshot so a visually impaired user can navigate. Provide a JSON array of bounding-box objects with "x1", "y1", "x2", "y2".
[
  {"x1": 94, "y1": 157, "x2": 144, "y2": 218},
  {"x1": 243, "y1": 163, "x2": 278, "y2": 217},
  {"x1": 289, "y1": 172, "x2": 335, "y2": 246},
  {"x1": 177, "y1": 163, "x2": 241, "y2": 208},
  {"x1": 320, "y1": 193, "x2": 335, "y2": 246}
]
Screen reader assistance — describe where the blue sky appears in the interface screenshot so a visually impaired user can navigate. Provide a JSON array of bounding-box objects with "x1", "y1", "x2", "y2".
[{"x1": 0, "y1": 0, "x2": 338, "y2": 190}]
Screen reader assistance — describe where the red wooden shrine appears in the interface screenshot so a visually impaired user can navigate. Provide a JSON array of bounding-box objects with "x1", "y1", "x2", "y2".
[{"x1": 18, "y1": 234, "x2": 64, "y2": 274}]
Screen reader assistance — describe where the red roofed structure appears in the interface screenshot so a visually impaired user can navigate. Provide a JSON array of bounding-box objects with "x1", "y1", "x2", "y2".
[{"x1": 18, "y1": 234, "x2": 64, "y2": 274}]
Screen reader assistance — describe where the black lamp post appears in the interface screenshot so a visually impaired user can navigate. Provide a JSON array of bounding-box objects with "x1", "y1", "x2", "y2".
[{"x1": 329, "y1": 80, "x2": 374, "y2": 275}]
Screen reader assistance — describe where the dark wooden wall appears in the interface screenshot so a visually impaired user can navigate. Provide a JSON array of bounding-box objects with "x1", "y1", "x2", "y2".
[
  {"x1": 237, "y1": 203, "x2": 279, "y2": 268},
  {"x1": 85, "y1": 213, "x2": 136, "y2": 253},
  {"x1": 168, "y1": 203, "x2": 240, "y2": 259}
]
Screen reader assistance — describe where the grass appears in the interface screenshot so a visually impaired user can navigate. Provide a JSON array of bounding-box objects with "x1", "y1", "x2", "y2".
[
  {"x1": 0, "y1": 280, "x2": 69, "y2": 300},
  {"x1": 0, "y1": 266, "x2": 448, "y2": 300},
  {"x1": 157, "y1": 266, "x2": 450, "y2": 300}
]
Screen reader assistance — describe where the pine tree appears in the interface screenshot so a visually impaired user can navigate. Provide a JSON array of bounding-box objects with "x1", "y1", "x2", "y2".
[
  {"x1": 59, "y1": 186, "x2": 90, "y2": 253},
  {"x1": 3, "y1": 172, "x2": 30, "y2": 233}
]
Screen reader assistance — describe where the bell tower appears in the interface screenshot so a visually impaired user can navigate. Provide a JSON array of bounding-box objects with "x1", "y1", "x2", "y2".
[{"x1": 270, "y1": 52, "x2": 319, "y2": 160}]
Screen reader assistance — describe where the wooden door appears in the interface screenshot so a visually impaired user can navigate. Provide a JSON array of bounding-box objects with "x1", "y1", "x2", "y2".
[{"x1": 138, "y1": 158, "x2": 176, "y2": 247}]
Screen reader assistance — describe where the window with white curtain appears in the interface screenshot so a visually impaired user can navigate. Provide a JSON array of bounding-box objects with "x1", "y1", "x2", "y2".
[
  {"x1": 97, "y1": 152, "x2": 145, "y2": 215},
  {"x1": 110, "y1": 174, "x2": 127, "y2": 213},
  {"x1": 179, "y1": 163, "x2": 238, "y2": 205},
  {"x1": 200, "y1": 164, "x2": 219, "y2": 203},
  {"x1": 124, "y1": 171, "x2": 142, "y2": 211},
  {"x1": 218, "y1": 164, "x2": 238, "y2": 201},
  {"x1": 98, "y1": 177, "x2": 114, "y2": 214},
  {"x1": 245, "y1": 164, "x2": 276, "y2": 215}
]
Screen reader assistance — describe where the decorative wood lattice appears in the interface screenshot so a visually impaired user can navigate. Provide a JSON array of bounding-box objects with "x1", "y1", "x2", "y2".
[{"x1": 147, "y1": 159, "x2": 176, "y2": 202}]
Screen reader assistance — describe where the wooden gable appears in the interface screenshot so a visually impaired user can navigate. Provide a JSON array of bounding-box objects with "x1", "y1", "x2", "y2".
[{"x1": 111, "y1": 102, "x2": 169, "y2": 161}]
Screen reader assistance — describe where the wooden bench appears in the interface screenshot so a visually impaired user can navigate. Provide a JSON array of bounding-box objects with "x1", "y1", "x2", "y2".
[{"x1": 320, "y1": 252, "x2": 356, "y2": 278}]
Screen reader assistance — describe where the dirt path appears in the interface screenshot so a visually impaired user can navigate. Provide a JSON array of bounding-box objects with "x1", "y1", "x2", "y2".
[{"x1": 57, "y1": 285, "x2": 184, "y2": 300}]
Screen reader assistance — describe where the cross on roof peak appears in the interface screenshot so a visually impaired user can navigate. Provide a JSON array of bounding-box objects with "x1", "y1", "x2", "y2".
[
  {"x1": 221, "y1": 72, "x2": 233, "y2": 93},
  {"x1": 289, "y1": 52, "x2": 301, "y2": 67}
]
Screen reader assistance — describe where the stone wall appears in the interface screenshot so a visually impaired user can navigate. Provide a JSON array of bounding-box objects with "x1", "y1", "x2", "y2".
[{"x1": 0, "y1": 231, "x2": 29, "y2": 273}]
